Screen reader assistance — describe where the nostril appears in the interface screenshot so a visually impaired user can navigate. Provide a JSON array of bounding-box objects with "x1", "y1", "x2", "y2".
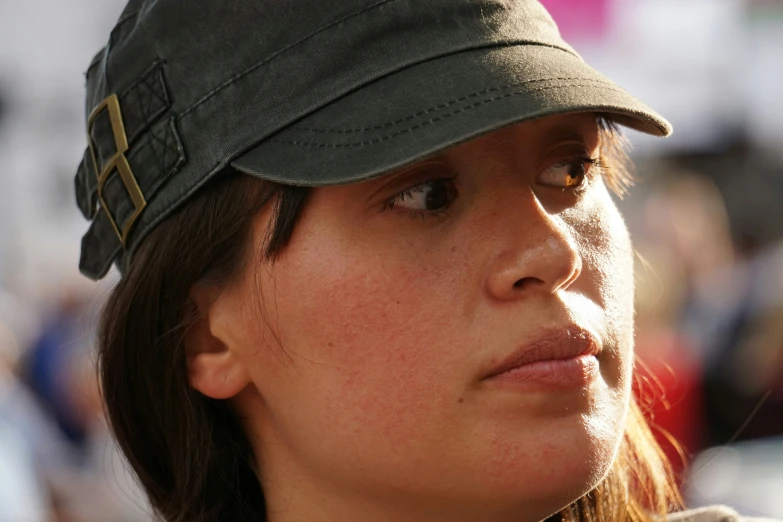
[{"x1": 513, "y1": 277, "x2": 542, "y2": 290}]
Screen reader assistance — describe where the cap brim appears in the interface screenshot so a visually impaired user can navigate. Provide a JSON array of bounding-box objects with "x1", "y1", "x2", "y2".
[{"x1": 232, "y1": 44, "x2": 670, "y2": 186}]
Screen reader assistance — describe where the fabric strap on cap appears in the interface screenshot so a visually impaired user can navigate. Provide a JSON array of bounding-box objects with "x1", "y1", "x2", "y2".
[{"x1": 74, "y1": 62, "x2": 185, "y2": 279}]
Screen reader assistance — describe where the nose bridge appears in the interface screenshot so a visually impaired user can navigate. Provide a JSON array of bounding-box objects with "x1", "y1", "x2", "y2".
[{"x1": 485, "y1": 188, "x2": 582, "y2": 300}]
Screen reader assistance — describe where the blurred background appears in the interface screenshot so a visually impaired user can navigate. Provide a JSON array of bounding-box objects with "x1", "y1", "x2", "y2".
[{"x1": 0, "y1": 0, "x2": 781, "y2": 520}]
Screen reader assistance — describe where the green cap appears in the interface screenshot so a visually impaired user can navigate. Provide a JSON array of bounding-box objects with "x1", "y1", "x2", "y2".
[{"x1": 74, "y1": 0, "x2": 671, "y2": 280}]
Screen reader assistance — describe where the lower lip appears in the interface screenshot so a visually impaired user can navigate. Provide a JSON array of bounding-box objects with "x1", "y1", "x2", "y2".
[{"x1": 485, "y1": 354, "x2": 599, "y2": 391}]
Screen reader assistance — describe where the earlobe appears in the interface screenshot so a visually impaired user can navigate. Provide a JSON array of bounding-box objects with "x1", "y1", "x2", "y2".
[
  {"x1": 185, "y1": 284, "x2": 252, "y2": 400},
  {"x1": 187, "y1": 348, "x2": 251, "y2": 400}
]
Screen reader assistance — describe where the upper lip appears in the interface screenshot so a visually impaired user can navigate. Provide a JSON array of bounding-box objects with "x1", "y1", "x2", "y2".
[{"x1": 482, "y1": 326, "x2": 601, "y2": 380}]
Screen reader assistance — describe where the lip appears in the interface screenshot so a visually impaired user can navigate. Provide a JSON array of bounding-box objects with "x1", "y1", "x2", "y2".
[{"x1": 482, "y1": 326, "x2": 601, "y2": 389}]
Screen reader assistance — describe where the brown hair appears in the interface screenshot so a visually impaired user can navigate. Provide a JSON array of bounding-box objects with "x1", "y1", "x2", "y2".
[
  {"x1": 98, "y1": 121, "x2": 682, "y2": 522},
  {"x1": 99, "y1": 171, "x2": 309, "y2": 521}
]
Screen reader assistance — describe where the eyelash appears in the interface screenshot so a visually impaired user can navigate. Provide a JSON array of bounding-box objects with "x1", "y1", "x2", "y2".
[
  {"x1": 380, "y1": 155, "x2": 606, "y2": 220},
  {"x1": 381, "y1": 174, "x2": 460, "y2": 220}
]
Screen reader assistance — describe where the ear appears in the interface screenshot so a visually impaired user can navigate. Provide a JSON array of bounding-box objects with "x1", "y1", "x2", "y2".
[{"x1": 185, "y1": 283, "x2": 251, "y2": 400}]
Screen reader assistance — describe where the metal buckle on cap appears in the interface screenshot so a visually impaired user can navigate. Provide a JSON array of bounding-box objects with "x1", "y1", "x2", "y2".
[{"x1": 87, "y1": 94, "x2": 146, "y2": 247}]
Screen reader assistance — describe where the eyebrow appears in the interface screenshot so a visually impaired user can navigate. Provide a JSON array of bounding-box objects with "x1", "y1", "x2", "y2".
[
  {"x1": 539, "y1": 121, "x2": 600, "y2": 156},
  {"x1": 541, "y1": 123, "x2": 595, "y2": 145}
]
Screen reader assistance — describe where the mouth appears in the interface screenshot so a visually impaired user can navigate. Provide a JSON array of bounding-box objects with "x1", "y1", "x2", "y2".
[{"x1": 482, "y1": 326, "x2": 601, "y2": 390}]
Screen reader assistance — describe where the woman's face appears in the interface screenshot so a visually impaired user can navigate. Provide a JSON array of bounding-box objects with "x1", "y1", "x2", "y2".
[{"x1": 198, "y1": 113, "x2": 636, "y2": 522}]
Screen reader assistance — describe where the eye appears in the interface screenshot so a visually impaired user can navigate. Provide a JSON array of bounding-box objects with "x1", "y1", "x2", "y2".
[
  {"x1": 384, "y1": 177, "x2": 458, "y2": 216},
  {"x1": 538, "y1": 157, "x2": 601, "y2": 191}
]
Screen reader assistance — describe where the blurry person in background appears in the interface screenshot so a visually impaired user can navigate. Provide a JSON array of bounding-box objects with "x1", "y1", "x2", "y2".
[
  {"x1": 695, "y1": 236, "x2": 783, "y2": 446},
  {"x1": 650, "y1": 174, "x2": 783, "y2": 446},
  {"x1": 633, "y1": 172, "x2": 738, "y2": 465},
  {"x1": 52, "y1": 339, "x2": 153, "y2": 522},
  {"x1": 0, "y1": 290, "x2": 62, "y2": 521},
  {"x1": 657, "y1": 174, "x2": 742, "y2": 375},
  {"x1": 0, "y1": 345, "x2": 49, "y2": 522},
  {"x1": 633, "y1": 234, "x2": 704, "y2": 478},
  {"x1": 19, "y1": 285, "x2": 153, "y2": 521},
  {"x1": 633, "y1": 169, "x2": 783, "y2": 515},
  {"x1": 23, "y1": 290, "x2": 93, "y2": 454}
]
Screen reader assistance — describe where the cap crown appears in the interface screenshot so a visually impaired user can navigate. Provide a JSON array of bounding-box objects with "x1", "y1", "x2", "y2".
[{"x1": 75, "y1": 0, "x2": 573, "y2": 279}]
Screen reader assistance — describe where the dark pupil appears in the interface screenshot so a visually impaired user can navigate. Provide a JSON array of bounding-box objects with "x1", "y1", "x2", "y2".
[
  {"x1": 425, "y1": 180, "x2": 450, "y2": 209},
  {"x1": 568, "y1": 162, "x2": 586, "y2": 179}
]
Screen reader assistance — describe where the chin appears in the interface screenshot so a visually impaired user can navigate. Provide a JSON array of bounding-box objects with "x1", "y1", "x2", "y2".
[{"x1": 467, "y1": 410, "x2": 622, "y2": 520}]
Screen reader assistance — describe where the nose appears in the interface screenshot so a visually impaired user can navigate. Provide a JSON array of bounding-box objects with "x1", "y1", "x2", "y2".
[{"x1": 485, "y1": 195, "x2": 582, "y2": 301}]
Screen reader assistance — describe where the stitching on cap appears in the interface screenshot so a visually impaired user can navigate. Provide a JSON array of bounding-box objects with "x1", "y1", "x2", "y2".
[
  {"x1": 180, "y1": 0, "x2": 400, "y2": 117},
  {"x1": 119, "y1": 61, "x2": 166, "y2": 103},
  {"x1": 120, "y1": 62, "x2": 168, "y2": 145},
  {"x1": 269, "y1": 81, "x2": 632, "y2": 148},
  {"x1": 291, "y1": 77, "x2": 616, "y2": 134},
  {"x1": 146, "y1": 119, "x2": 167, "y2": 180}
]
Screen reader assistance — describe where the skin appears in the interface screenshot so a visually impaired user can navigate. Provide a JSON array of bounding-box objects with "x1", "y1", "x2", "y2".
[{"x1": 187, "y1": 113, "x2": 636, "y2": 522}]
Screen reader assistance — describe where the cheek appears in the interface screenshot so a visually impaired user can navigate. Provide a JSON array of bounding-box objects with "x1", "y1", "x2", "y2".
[
  {"x1": 252, "y1": 229, "x2": 474, "y2": 455},
  {"x1": 535, "y1": 190, "x2": 636, "y2": 500},
  {"x1": 565, "y1": 186, "x2": 636, "y2": 388},
  {"x1": 566, "y1": 185, "x2": 634, "y2": 322}
]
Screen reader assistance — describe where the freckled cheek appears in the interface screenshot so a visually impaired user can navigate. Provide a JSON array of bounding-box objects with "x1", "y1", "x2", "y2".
[
  {"x1": 563, "y1": 197, "x2": 635, "y2": 387},
  {"x1": 564, "y1": 197, "x2": 634, "y2": 313},
  {"x1": 266, "y1": 250, "x2": 469, "y2": 438}
]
